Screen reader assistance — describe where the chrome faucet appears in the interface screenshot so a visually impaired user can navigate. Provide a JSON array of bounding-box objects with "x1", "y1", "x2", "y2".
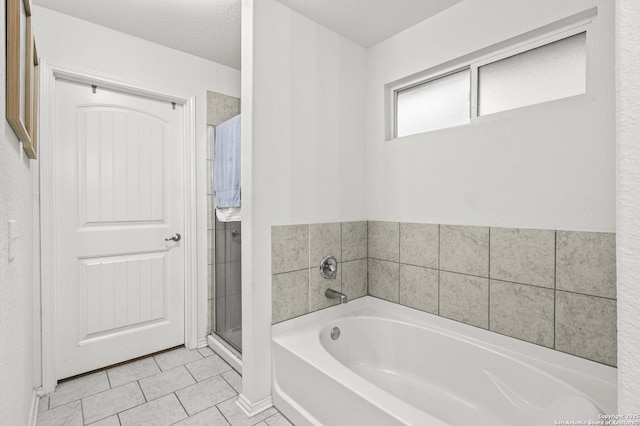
[{"x1": 325, "y1": 288, "x2": 348, "y2": 304}]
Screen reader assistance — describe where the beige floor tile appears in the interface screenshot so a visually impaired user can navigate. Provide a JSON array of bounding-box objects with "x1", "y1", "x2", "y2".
[
  {"x1": 49, "y1": 371, "x2": 110, "y2": 409},
  {"x1": 216, "y1": 398, "x2": 277, "y2": 426},
  {"x1": 38, "y1": 395, "x2": 49, "y2": 412},
  {"x1": 154, "y1": 347, "x2": 203, "y2": 371},
  {"x1": 36, "y1": 400, "x2": 82, "y2": 426},
  {"x1": 197, "y1": 347, "x2": 215, "y2": 357},
  {"x1": 107, "y1": 357, "x2": 161, "y2": 388},
  {"x1": 176, "y1": 376, "x2": 236, "y2": 416},
  {"x1": 173, "y1": 406, "x2": 230, "y2": 425},
  {"x1": 36, "y1": 348, "x2": 288, "y2": 426},
  {"x1": 221, "y1": 369, "x2": 242, "y2": 393},
  {"x1": 265, "y1": 412, "x2": 294, "y2": 426},
  {"x1": 139, "y1": 365, "x2": 195, "y2": 401},
  {"x1": 185, "y1": 355, "x2": 232, "y2": 382},
  {"x1": 119, "y1": 394, "x2": 187, "y2": 426},
  {"x1": 82, "y1": 382, "x2": 145, "y2": 424},
  {"x1": 87, "y1": 415, "x2": 120, "y2": 426}
]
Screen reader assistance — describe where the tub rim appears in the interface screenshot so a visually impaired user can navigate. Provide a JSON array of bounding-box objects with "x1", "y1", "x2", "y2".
[{"x1": 272, "y1": 296, "x2": 617, "y2": 413}]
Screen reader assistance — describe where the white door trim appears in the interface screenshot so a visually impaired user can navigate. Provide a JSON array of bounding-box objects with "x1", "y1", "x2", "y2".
[{"x1": 39, "y1": 60, "x2": 198, "y2": 394}]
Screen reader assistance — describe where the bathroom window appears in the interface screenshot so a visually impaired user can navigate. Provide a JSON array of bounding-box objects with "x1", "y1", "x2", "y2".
[
  {"x1": 396, "y1": 69, "x2": 470, "y2": 137},
  {"x1": 391, "y1": 24, "x2": 589, "y2": 139},
  {"x1": 478, "y1": 32, "x2": 586, "y2": 116}
]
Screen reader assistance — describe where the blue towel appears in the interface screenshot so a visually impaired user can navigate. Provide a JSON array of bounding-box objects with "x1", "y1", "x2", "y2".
[{"x1": 214, "y1": 114, "x2": 241, "y2": 208}]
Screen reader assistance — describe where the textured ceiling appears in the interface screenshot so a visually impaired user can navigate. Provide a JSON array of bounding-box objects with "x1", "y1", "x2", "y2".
[
  {"x1": 276, "y1": 0, "x2": 462, "y2": 47},
  {"x1": 32, "y1": 0, "x2": 462, "y2": 70},
  {"x1": 33, "y1": 0, "x2": 242, "y2": 69}
]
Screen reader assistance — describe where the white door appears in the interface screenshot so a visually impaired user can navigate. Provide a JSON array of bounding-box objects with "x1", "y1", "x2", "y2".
[{"x1": 54, "y1": 78, "x2": 185, "y2": 379}]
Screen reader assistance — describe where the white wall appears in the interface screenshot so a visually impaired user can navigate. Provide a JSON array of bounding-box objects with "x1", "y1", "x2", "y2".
[
  {"x1": 0, "y1": 5, "x2": 37, "y2": 426},
  {"x1": 366, "y1": 0, "x2": 615, "y2": 232},
  {"x1": 616, "y1": 0, "x2": 640, "y2": 412},
  {"x1": 241, "y1": 0, "x2": 366, "y2": 408},
  {"x1": 32, "y1": 6, "x2": 241, "y2": 351}
]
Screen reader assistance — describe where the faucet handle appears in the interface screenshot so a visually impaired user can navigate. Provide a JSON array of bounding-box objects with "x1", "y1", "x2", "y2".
[{"x1": 320, "y1": 255, "x2": 338, "y2": 279}]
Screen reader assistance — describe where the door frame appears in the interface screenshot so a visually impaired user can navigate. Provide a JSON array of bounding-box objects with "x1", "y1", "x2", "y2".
[{"x1": 39, "y1": 60, "x2": 198, "y2": 394}]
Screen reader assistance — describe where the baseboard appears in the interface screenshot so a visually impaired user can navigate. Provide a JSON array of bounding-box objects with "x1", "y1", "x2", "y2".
[
  {"x1": 236, "y1": 393, "x2": 273, "y2": 418},
  {"x1": 197, "y1": 337, "x2": 209, "y2": 348},
  {"x1": 28, "y1": 388, "x2": 40, "y2": 426}
]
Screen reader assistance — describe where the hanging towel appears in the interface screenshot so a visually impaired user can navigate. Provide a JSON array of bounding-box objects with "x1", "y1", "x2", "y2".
[
  {"x1": 214, "y1": 114, "x2": 241, "y2": 208},
  {"x1": 215, "y1": 207, "x2": 242, "y2": 222}
]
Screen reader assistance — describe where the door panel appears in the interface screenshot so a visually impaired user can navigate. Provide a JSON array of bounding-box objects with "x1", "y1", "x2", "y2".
[
  {"x1": 78, "y1": 108, "x2": 166, "y2": 225},
  {"x1": 78, "y1": 253, "x2": 166, "y2": 338},
  {"x1": 55, "y1": 79, "x2": 185, "y2": 379}
]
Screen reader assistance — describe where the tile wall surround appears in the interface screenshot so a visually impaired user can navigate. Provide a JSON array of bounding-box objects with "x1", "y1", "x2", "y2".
[
  {"x1": 271, "y1": 222, "x2": 368, "y2": 324},
  {"x1": 271, "y1": 220, "x2": 617, "y2": 367},
  {"x1": 367, "y1": 221, "x2": 617, "y2": 367}
]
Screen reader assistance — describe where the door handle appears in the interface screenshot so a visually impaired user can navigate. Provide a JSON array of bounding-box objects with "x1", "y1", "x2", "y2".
[{"x1": 164, "y1": 233, "x2": 181, "y2": 242}]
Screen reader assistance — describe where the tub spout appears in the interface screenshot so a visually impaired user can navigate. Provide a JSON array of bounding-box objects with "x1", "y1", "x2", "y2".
[{"x1": 325, "y1": 288, "x2": 348, "y2": 304}]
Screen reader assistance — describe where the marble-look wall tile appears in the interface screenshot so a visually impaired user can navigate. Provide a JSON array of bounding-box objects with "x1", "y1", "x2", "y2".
[
  {"x1": 556, "y1": 231, "x2": 616, "y2": 299},
  {"x1": 368, "y1": 221, "x2": 399, "y2": 262},
  {"x1": 309, "y1": 267, "x2": 342, "y2": 312},
  {"x1": 310, "y1": 223, "x2": 342, "y2": 267},
  {"x1": 225, "y1": 261, "x2": 241, "y2": 296},
  {"x1": 207, "y1": 298, "x2": 213, "y2": 334},
  {"x1": 342, "y1": 221, "x2": 367, "y2": 261},
  {"x1": 207, "y1": 195, "x2": 214, "y2": 230},
  {"x1": 227, "y1": 227, "x2": 241, "y2": 263},
  {"x1": 207, "y1": 129, "x2": 214, "y2": 161},
  {"x1": 214, "y1": 264, "x2": 226, "y2": 298},
  {"x1": 207, "y1": 230, "x2": 213, "y2": 265},
  {"x1": 342, "y1": 259, "x2": 367, "y2": 300},
  {"x1": 489, "y1": 280, "x2": 554, "y2": 347},
  {"x1": 208, "y1": 265, "x2": 213, "y2": 296},
  {"x1": 215, "y1": 295, "x2": 225, "y2": 331},
  {"x1": 215, "y1": 228, "x2": 226, "y2": 265},
  {"x1": 207, "y1": 160, "x2": 214, "y2": 195},
  {"x1": 555, "y1": 291, "x2": 617, "y2": 366},
  {"x1": 207, "y1": 91, "x2": 240, "y2": 126},
  {"x1": 269, "y1": 220, "x2": 617, "y2": 367},
  {"x1": 271, "y1": 225, "x2": 309, "y2": 274},
  {"x1": 400, "y1": 223, "x2": 439, "y2": 268},
  {"x1": 228, "y1": 292, "x2": 242, "y2": 330},
  {"x1": 368, "y1": 258, "x2": 399, "y2": 303},
  {"x1": 440, "y1": 225, "x2": 489, "y2": 277},
  {"x1": 399, "y1": 264, "x2": 438, "y2": 314},
  {"x1": 490, "y1": 228, "x2": 555, "y2": 288},
  {"x1": 272, "y1": 270, "x2": 309, "y2": 324},
  {"x1": 439, "y1": 271, "x2": 489, "y2": 328}
]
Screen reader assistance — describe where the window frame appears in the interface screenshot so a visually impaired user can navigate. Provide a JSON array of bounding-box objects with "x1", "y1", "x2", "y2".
[
  {"x1": 389, "y1": 17, "x2": 594, "y2": 140},
  {"x1": 394, "y1": 66, "x2": 471, "y2": 138}
]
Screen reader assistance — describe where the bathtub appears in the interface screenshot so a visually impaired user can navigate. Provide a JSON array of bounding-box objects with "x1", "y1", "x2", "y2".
[{"x1": 272, "y1": 297, "x2": 616, "y2": 426}]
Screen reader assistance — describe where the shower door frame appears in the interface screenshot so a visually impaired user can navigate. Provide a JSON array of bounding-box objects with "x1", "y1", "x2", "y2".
[
  {"x1": 38, "y1": 60, "x2": 199, "y2": 394},
  {"x1": 208, "y1": 124, "x2": 243, "y2": 358}
]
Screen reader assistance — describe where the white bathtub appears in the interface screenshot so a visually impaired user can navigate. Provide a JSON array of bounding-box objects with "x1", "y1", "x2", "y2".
[{"x1": 272, "y1": 297, "x2": 616, "y2": 426}]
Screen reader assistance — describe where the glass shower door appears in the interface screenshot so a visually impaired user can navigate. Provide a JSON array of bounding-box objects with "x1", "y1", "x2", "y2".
[{"x1": 213, "y1": 216, "x2": 242, "y2": 352}]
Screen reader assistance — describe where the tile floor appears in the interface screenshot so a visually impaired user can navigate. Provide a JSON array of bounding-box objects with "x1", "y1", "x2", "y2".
[{"x1": 36, "y1": 346, "x2": 293, "y2": 426}]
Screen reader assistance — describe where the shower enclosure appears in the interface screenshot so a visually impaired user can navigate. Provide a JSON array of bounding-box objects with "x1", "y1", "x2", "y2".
[
  {"x1": 206, "y1": 91, "x2": 242, "y2": 358},
  {"x1": 213, "y1": 215, "x2": 242, "y2": 351}
]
